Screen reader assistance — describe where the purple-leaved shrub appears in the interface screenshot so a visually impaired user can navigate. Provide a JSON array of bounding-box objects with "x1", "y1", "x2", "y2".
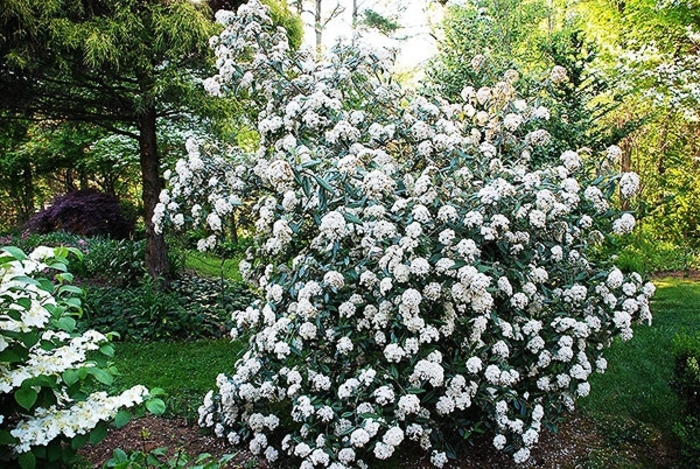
[{"x1": 25, "y1": 190, "x2": 134, "y2": 239}]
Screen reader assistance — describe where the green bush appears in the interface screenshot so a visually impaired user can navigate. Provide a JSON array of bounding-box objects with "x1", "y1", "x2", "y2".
[
  {"x1": 615, "y1": 238, "x2": 699, "y2": 275},
  {"x1": 104, "y1": 447, "x2": 235, "y2": 469},
  {"x1": 0, "y1": 246, "x2": 163, "y2": 469},
  {"x1": 0, "y1": 232, "x2": 183, "y2": 286},
  {"x1": 83, "y1": 276, "x2": 258, "y2": 341},
  {"x1": 671, "y1": 332, "x2": 700, "y2": 466}
]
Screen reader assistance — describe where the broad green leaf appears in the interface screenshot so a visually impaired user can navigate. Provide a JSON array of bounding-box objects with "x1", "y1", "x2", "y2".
[
  {"x1": 111, "y1": 447, "x2": 128, "y2": 463},
  {"x1": 55, "y1": 316, "x2": 77, "y2": 332},
  {"x1": 114, "y1": 410, "x2": 132, "y2": 429},
  {"x1": 99, "y1": 344, "x2": 115, "y2": 357},
  {"x1": 58, "y1": 284, "x2": 83, "y2": 296},
  {"x1": 15, "y1": 387, "x2": 38, "y2": 410},
  {"x1": 0, "y1": 430, "x2": 18, "y2": 445},
  {"x1": 89, "y1": 423, "x2": 108, "y2": 445},
  {"x1": 1, "y1": 246, "x2": 28, "y2": 260},
  {"x1": 18, "y1": 451, "x2": 35, "y2": 469},
  {"x1": 62, "y1": 369, "x2": 80, "y2": 386},
  {"x1": 145, "y1": 398, "x2": 166, "y2": 415},
  {"x1": 88, "y1": 367, "x2": 114, "y2": 385},
  {"x1": 71, "y1": 433, "x2": 89, "y2": 450}
]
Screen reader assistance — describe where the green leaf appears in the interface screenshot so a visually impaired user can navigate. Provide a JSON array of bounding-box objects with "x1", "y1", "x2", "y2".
[
  {"x1": 15, "y1": 387, "x2": 38, "y2": 410},
  {"x1": 63, "y1": 369, "x2": 80, "y2": 386},
  {"x1": 314, "y1": 175, "x2": 334, "y2": 193},
  {"x1": 88, "y1": 367, "x2": 114, "y2": 385},
  {"x1": 148, "y1": 387, "x2": 167, "y2": 397},
  {"x1": 46, "y1": 441, "x2": 63, "y2": 461},
  {"x1": 58, "y1": 284, "x2": 83, "y2": 296},
  {"x1": 21, "y1": 331, "x2": 41, "y2": 349},
  {"x1": 112, "y1": 447, "x2": 129, "y2": 463},
  {"x1": 145, "y1": 398, "x2": 166, "y2": 415},
  {"x1": 71, "y1": 433, "x2": 89, "y2": 450},
  {"x1": 0, "y1": 430, "x2": 18, "y2": 445},
  {"x1": 1, "y1": 246, "x2": 28, "y2": 261},
  {"x1": 89, "y1": 423, "x2": 108, "y2": 445},
  {"x1": 300, "y1": 159, "x2": 322, "y2": 168},
  {"x1": 18, "y1": 451, "x2": 35, "y2": 469},
  {"x1": 343, "y1": 212, "x2": 362, "y2": 224},
  {"x1": 114, "y1": 410, "x2": 132, "y2": 429},
  {"x1": 100, "y1": 344, "x2": 115, "y2": 358},
  {"x1": 0, "y1": 348, "x2": 24, "y2": 363},
  {"x1": 55, "y1": 316, "x2": 77, "y2": 332}
]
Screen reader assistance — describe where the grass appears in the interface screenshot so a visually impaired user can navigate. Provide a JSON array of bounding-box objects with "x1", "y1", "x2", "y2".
[
  {"x1": 581, "y1": 278, "x2": 700, "y2": 433},
  {"x1": 111, "y1": 339, "x2": 245, "y2": 420},
  {"x1": 185, "y1": 251, "x2": 242, "y2": 282}
]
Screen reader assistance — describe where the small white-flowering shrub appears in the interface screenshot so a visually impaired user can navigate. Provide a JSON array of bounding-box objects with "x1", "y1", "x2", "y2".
[
  {"x1": 156, "y1": 1, "x2": 655, "y2": 466},
  {"x1": 0, "y1": 246, "x2": 161, "y2": 469}
]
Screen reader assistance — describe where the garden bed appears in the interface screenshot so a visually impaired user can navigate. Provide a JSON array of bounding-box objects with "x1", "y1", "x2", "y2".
[{"x1": 80, "y1": 413, "x2": 678, "y2": 468}]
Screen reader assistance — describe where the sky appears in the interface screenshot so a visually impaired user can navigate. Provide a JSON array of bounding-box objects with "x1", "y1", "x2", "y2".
[{"x1": 298, "y1": 0, "x2": 444, "y2": 72}]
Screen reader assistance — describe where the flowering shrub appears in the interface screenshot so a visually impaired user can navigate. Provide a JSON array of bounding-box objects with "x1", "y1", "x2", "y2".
[
  {"x1": 155, "y1": 1, "x2": 655, "y2": 466},
  {"x1": 0, "y1": 246, "x2": 161, "y2": 469}
]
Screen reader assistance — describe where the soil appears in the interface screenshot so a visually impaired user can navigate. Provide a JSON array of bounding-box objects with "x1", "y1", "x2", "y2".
[{"x1": 79, "y1": 413, "x2": 680, "y2": 468}]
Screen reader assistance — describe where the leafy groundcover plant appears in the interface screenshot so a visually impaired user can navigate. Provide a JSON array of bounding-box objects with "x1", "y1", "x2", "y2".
[
  {"x1": 0, "y1": 246, "x2": 163, "y2": 469},
  {"x1": 156, "y1": 1, "x2": 655, "y2": 466}
]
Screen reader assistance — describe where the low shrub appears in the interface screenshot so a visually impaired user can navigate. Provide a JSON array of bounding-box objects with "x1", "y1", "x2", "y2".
[
  {"x1": 83, "y1": 276, "x2": 258, "y2": 341},
  {"x1": 671, "y1": 332, "x2": 700, "y2": 466},
  {"x1": 104, "y1": 446, "x2": 236, "y2": 469},
  {"x1": 25, "y1": 190, "x2": 134, "y2": 239},
  {"x1": 611, "y1": 229, "x2": 700, "y2": 275},
  {"x1": 0, "y1": 232, "x2": 183, "y2": 287}
]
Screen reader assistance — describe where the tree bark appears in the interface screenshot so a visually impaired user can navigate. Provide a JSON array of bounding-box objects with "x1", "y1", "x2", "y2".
[{"x1": 138, "y1": 105, "x2": 170, "y2": 286}]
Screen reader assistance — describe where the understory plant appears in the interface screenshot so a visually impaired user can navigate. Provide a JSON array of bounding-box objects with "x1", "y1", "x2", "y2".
[
  {"x1": 83, "y1": 276, "x2": 258, "y2": 341},
  {"x1": 0, "y1": 246, "x2": 162, "y2": 468},
  {"x1": 671, "y1": 332, "x2": 700, "y2": 466},
  {"x1": 156, "y1": 1, "x2": 655, "y2": 466}
]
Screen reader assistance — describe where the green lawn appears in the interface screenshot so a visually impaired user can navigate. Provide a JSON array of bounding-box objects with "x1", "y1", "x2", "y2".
[
  {"x1": 184, "y1": 250, "x2": 242, "y2": 282},
  {"x1": 111, "y1": 339, "x2": 245, "y2": 419},
  {"x1": 581, "y1": 278, "x2": 700, "y2": 434}
]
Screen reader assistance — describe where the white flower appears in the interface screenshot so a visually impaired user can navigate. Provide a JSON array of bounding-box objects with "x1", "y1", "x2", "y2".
[
  {"x1": 619, "y1": 172, "x2": 640, "y2": 198},
  {"x1": 319, "y1": 211, "x2": 347, "y2": 240},
  {"x1": 337, "y1": 337, "x2": 354, "y2": 355},
  {"x1": 466, "y1": 356, "x2": 483, "y2": 374},
  {"x1": 493, "y1": 434, "x2": 506, "y2": 450},
  {"x1": 550, "y1": 65, "x2": 568, "y2": 83},
  {"x1": 384, "y1": 343, "x2": 406, "y2": 363},
  {"x1": 350, "y1": 428, "x2": 370, "y2": 447},
  {"x1": 513, "y1": 447, "x2": 531, "y2": 463},
  {"x1": 612, "y1": 213, "x2": 636, "y2": 235},
  {"x1": 398, "y1": 394, "x2": 421, "y2": 415},
  {"x1": 383, "y1": 426, "x2": 404, "y2": 447},
  {"x1": 430, "y1": 451, "x2": 448, "y2": 468}
]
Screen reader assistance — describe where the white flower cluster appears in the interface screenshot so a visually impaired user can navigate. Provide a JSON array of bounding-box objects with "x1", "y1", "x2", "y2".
[
  {"x1": 157, "y1": 2, "x2": 653, "y2": 467},
  {"x1": 1, "y1": 247, "x2": 151, "y2": 458}
]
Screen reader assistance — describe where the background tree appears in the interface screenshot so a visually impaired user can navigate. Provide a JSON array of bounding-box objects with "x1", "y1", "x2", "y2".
[{"x1": 0, "y1": 0, "x2": 301, "y2": 283}]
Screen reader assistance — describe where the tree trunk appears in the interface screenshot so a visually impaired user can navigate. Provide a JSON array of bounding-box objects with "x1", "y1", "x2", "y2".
[
  {"x1": 315, "y1": 0, "x2": 322, "y2": 55},
  {"x1": 138, "y1": 105, "x2": 170, "y2": 286}
]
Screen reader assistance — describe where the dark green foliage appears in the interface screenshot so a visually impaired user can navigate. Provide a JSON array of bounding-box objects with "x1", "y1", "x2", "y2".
[
  {"x1": 610, "y1": 231, "x2": 700, "y2": 275},
  {"x1": 103, "y1": 446, "x2": 236, "y2": 469},
  {"x1": 25, "y1": 190, "x2": 134, "y2": 239},
  {"x1": 82, "y1": 276, "x2": 259, "y2": 341},
  {"x1": 0, "y1": 232, "x2": 188, "y2": 286},
  {"x1": 671, "y1": 332, "x2": 700, "y2": 466},
  {"x1": 361, "y1": 9, "x2": 400, "y2": 35}
]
